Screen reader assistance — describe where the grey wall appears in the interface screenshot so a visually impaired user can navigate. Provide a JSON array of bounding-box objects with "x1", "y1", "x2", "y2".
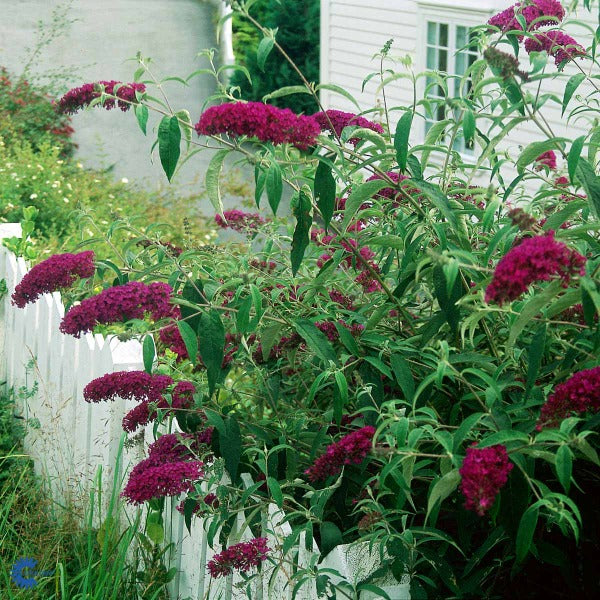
[{"x1": 0, "y1": 0, "x2": 220, "y2": 190}]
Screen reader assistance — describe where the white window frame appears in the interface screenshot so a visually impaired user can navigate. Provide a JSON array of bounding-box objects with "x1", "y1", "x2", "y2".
[{"x1": 417, "y1": 1, "x2": 497, "y2": 159}]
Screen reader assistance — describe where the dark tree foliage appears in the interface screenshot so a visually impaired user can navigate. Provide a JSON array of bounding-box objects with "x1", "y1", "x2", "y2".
[{"x1": 230, "y1": 0, "x2": 320, "y2": 115}]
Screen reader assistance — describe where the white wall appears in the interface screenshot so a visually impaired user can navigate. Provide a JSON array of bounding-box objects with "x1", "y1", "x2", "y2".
[
  {"x1": 0, "y1": 0, "x2": 221, "y2": 190},
  {"x1": 321, "y1": 0, "x2": 598, "y2": 183}
]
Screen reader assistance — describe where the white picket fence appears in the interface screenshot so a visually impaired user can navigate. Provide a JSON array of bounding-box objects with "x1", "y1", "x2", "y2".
[{"x1": 0, "y1": 224, "x2": 410, "y2": 600}]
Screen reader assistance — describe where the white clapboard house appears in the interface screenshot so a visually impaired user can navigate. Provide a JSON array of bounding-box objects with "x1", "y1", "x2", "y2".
[{"x1": 320, "y1": 0, "x2": 597, "y2": 170}]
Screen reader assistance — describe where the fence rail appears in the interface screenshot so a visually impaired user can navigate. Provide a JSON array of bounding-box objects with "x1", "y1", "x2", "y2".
[{"x1": 0, "y1": 224, "x2": 410, "y2": 599}]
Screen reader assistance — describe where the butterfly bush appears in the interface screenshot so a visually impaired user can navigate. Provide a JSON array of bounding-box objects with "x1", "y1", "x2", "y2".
[
  {"x1": 35, "y1": 1, "x2": 600, "y2": 595},
  {"x1": 207, "y1": 538, "x2": 270, "y2": 578},
  {"x1": 485, "y1": 232, "x2": 586, "y2": 305},
  {"x1": 524, "y1": 30, "x2": 586, "y2": 68},
  {"x1": 460, "y1": 445, "x2": 513, "y2": 516},
  {"x1": 313, "y1": 109, "x2": 384, "y2": 145},
  {"x1": 537, "y1": 367, "x2": 600, "y2": 429},
  {"x1": 305, "y1": 426, "x2": 375, "y2": 482},
  {"x1": 11, "y1": 250, "x2": 95, "y2": 308},
  {"x1": 57, "y1": 80, "x2": 146, "y2": 114},
  {"x1": 83, "y1": 371, "x2": 173, "y2": 403},
  {"x1": 59, "y1": 281, "x2": 173, "y2": 337},
  {"x1": 194, "y1": 101, "x2": 321, "y2": 150},
  {"x1": 488, "y1": 0, "x2": 565, "y2": 32},
  {"x1": 214, "y1": 209, "x2": 267, "y2": 232}
]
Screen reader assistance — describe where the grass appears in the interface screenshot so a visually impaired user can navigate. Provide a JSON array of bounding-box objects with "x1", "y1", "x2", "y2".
[{"x1": 0, "y1": 432, "x2": 171, "y2": 599}]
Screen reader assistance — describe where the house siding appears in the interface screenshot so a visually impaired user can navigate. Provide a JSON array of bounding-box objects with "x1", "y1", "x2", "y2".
[{"x1": 321, "y1": 0, "x2": 597, "y2": 177}]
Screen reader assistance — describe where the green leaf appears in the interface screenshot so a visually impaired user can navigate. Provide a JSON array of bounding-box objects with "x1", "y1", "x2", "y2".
[
  {"x1": 432, "y1": 265, "x2": 462, "y2": 334},
  {"x1": 412, "y1": 180, "x2": 458, "y2": 229},
  {"x1": 134, "y1": 104, "x2": 148, "y2": 136},
  {"x1": 205, "y1": 149, "x2": 229, "y2": 218},
  {"x1": 260, "y1": 323, "x2": 283, "y2": 362},
  {"x1": 320, "y1": 521, "x2": 343, "y2": 557},
  {"x1": 525, "y1": 324, "x2": 546, "y2": 399},
  {"x1": 254, "y1": 165, "x2": 266, "y2": 208},
  {"x1": 463, "y1": 109, "x2": 475, "y2": 147},
  {"x1": 341, "y1": 180, "x2": 387, "y2": 230},
  {"x1": 515, "y1": 507, "x2": 539, "y2": 563},
  {"x1": 477, "y1": 431, "x2": 529, "y2": 447},
  {"x1": 507, "y1": 280, "x2": 562, "y2": 351},
  {"x1": 177, "y1": 320, "x2": 199, "y2": 366},
  {"x1": 146, "y1": 521, "x2": 164, "y2": 545},
  {"x1": 315, "y1": 83, "x2": 361, "y2": 110},
  {"x1": 568, "y1": 135, "x2": 586, "y2": 183},
  {"x1": 262, "y1": 85, "x2": 311, "y2": 102},
  {"x1": 198, "y1": 310, "x2": 225, "y2": 395},
  {"x1": 257, "y1": 36, "x2": 275, "y2": 71},
  {"x1": 426, "y1": 469, "x2": 460, "y2": 523},
  {"x1": 266, "y1": 161, "x2": 283, "y2": 215},
  {"x1": 175, "y1": 109, "x2": 193, "y2": 150},
  {"x1": 333, "y1": 371, "x2": 348, "y2": 424},
  {"x1": 395, "y1": 111, "x2": 413, "y2": 172},
  {"x1": 267, "y1": 476, "x2": 283, "y2": 508},
  {"x1": 576, "y1": 157, "x2": 600, "y2": 219},
  {"x1": 516, "y1": 140, "x2": 561, "y2": 174},
  {"x1": 556, "y1": 445, "x2": 573, "y2": 493},
  {"x1": 290, "y1": 190, "x2": 312, "y2": 275},
  {"x1": 369, "y1": 235, "x2": 404, "y2": 249},
  {"x1": 314, "y1": 159, "x2": 336, "y2": 231},
  {"x1": 158, "y1": 115, "x2": 181, "y2": 181},
  {"x1": 562, "y1": 73, "x2": 586, "y2": 116},
  {"x1": 390, "y1": 354, "x2": 415, "y2": 403},
  {"x1": 142, "y1": 334, "x2": 155, "y2": 374},
  {"x1": 295, "y1": 319, "x2": 338, "y2": 364},
  {"x1": 220, "y1": 415, "x2": 242, "y2": 483}
]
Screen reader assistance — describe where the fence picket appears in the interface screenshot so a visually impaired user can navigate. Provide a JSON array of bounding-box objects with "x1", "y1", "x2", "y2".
[{"x1": 0, "y1": 230, "x2": 384, "y2": 600}]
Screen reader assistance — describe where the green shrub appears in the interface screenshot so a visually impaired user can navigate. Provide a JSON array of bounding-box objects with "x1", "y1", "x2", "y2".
[
  {"x1": 0, "y1": 67, "x2": 76, "y2": 157},
  {"x1": 230, "y1": 0, "x2": 320, "y2": 114}
]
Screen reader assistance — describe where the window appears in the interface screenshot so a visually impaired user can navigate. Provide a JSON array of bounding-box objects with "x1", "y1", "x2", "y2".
[{"x1": 423, "y1": 17, "x2": 480, "y2": 155}]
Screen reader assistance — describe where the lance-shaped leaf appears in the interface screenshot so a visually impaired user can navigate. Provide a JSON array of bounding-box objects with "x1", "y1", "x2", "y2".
[
  {"x1": 158, "y1": 115, "x2": 181, "y2": 181},
  {"x1": 576, "y1": 157, "x2": 600, "y2": 219},
  {"x1": 205, "y1": 149, "x2": 229, "y2": 218},
  {"x1": 314, "y1": 159, "x2": 336, "y2": 231},
  {"x1": 198, "y1": 310, "x2": 225, "y2": 395},
  {"x1": 295, "y1": 319, "x2": 338, "y2": 364},
  {"x1": 291, "y1": 190, "x2": 312, "y2": 275},
  {"x1": 266, "y1": 161, "x2": 283, "y2": 215},
  {"x1": 395, "y1": 110, "x2": 413, "y2": 172}
]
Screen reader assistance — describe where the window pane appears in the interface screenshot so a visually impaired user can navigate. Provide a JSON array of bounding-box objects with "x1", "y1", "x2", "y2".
[
  {"x1": 427, "y1": 46, "x2": 437, "y2": 69},
  {"x1": 427, "y1": 22, "x2": 437, "y2": 45},
  {"x1": 456, "y1": 52, "x2": 465, "y2": 75},
  {"x1": 440, "y1": 23, "x2": 448, "y2": 47},
  {"x1": 456, "y1": 26, "x2": 467, "y2": 49},
  {"x1": 439, "y1": 49, "x2": 447, "y2": 72}
]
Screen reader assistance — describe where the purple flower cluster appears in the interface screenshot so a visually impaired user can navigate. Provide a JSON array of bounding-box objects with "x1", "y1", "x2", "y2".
[
  {"x1": 121, "y1": 459, "x2": 203, "y2": 504},
  {"x1": 207, "y1": 537, "x2": 270, "y2": 578},
  {"x1": 485, "y1": 232, "x2": 586, "y2": 305},
  {"x1": 534, "y1": 150, "x2": 557, "y2": 170},
  {"x1": 488, "y1": 0, "x2": 565, "y2": 33},
  {"x1": 83, "y1": 371, "x2": 173, "y2": 403},
  {"x1": 12, "y1": 251, "x2": 95, "y2": 308},
  {"x1": 459, "y1": 445, "x2": 513, "y2": 516},
  {"x1": 214, "y1": 210, "x2": 267, "y2": 233},
  {"x1": 537, "y1": 366, "x2": 600, "y2": 429},
  {"x1": 194, "y1": 102, "x2": 321, "y2": 150},
  {"x1": 524, "y1": 31, "x2": 586, "y2": 68},
  {"x1": 122, "y1": 380, "x2": 197, "y2": 433},
  {"x1": 312, "y1": 109, "x2": 384, "y2": 145},
  {"x1": 146, "y1": 431, "x2": 210, "y2": 464},
  {"x1": 57, "y1": 80, "x2": 146, "y2": 114},
  {"x1": 305, "y1": 426, "x2": 375, "y2": 482},
  {"x1": 365, "y1": 171, "x2": 414, "y2": 204},
  {"x1": 60, "y1": 281, "x2": 174, "y2": 337}
]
